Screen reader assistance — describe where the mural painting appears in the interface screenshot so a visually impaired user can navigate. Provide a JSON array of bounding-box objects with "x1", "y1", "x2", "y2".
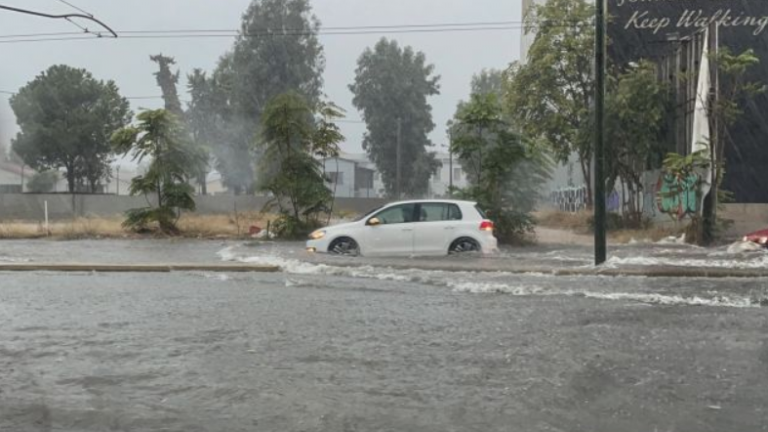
[{"x1": 656, "y1": 173, "x2": 700, "y2": 220}]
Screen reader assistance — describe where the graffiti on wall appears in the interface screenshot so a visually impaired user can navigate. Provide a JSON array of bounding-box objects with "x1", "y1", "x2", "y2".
[
  {"x1": 549, "y1": 186, "x2": 588, "y2": 213},
  {"x1": 606, "y1": 190, "x2": 621, "y2": 213},
  {"x1": 549, "y1": 187, "x2": 620, "y2": 213},
  {"x1": 547, "y1": 171, "x2": 700, "y2": 221},
  {"x1": 656, "y1": 173, "x2": 699, "y2": 220}
]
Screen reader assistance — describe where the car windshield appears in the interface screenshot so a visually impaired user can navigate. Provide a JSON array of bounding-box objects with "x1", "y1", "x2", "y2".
[{"x1": 354, "y1": 205, "x2": 384, "y2": 221}]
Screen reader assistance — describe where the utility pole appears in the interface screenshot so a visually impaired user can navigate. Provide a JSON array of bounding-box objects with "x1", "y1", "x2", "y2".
[
  {"x1": 116, "y1": 165, "x2": 120, "y2": 195},
  {"x1": 396, "y1": 117, "x2": 402, "y2": 200},
  {"x1": 594, "y1": 0, "x2": 607, "y2": 265},
  {"x1": 448, "y1": 135, "x2": 454, "y2": 198}
]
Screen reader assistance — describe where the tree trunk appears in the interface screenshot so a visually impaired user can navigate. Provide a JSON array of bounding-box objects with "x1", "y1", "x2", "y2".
[
  {"x1": 199, "y1": 173, "x2": 207, "y2": 196},
  {"x1": 66, "y1": 167, "x2": 76, "y2": 193},
  {"x1": 580, "y1": 157, "x2": 593, "y2": 209}
]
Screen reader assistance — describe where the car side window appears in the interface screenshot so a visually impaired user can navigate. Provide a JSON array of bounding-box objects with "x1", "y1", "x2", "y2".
[
  {"x1": 417, "y1": 203, "x2": 463, "y2": 222},
  {"x1": 373, "y1": 204, "x2": 416, "y2": 225},
  {"x1": 447, "y1": 204, "x2": 463, "y2": 220}
]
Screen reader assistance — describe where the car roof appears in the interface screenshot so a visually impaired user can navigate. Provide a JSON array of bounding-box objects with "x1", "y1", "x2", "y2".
[{"x1": 384, "y1": 199, "x2": 477, "y2": 206}]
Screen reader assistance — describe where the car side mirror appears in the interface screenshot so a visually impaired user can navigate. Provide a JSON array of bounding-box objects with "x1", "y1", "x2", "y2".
[{"x1": 367, "y1": 217, "x2": 381, "y2": 226}]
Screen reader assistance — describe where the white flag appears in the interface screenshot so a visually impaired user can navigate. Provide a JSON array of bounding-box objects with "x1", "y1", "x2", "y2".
[{"x1": 692, "y1": 27, "x2": 713, "y2": 207}]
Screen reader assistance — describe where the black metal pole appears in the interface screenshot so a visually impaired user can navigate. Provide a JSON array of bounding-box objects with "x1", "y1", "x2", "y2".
[
  {"x1": 594, "y1": 0, "x2": 607, "y2": 265},
  {"x1": 448, "y1": 134, "x2": 454, "y2": 197},
  {"x1": 396, "y1": 117, "x2": 402, "y2": 200}
]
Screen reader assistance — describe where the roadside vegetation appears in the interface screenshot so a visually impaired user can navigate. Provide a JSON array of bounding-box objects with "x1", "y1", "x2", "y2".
[
  {"x1": 535, "y1": 210, "x2": 681, "y2": 243},
  {"x1": 0, "y1": 213, "x2": 274, "y2": 240}
]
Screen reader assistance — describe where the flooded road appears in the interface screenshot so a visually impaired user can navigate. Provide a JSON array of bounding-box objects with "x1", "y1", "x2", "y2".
[{"x1": 1, "y1": 240, "x2": 767, "y2": 431}]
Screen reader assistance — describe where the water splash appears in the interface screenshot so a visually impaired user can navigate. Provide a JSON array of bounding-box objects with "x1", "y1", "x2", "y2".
[{"x1": 218, "y1": 247, "x2": 762, "y2": 308}]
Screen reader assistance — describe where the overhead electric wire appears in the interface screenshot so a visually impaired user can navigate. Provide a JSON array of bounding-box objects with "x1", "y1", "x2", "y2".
[
  {"x1": 0, "y1": 3, "x2": 117, "y2": 37},
  {"x1": 55, "y1": 0, "x2": 93, "y2": 17},
  {"x1": 0, "y1": 26, "x2": 526, "y2": 44},
  {"x1": 0, "y1": 19, "x2": 591, "y2": 44}
]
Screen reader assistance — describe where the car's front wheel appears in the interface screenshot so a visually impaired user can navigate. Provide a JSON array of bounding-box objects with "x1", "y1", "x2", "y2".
[
  {"x1": 328, "y1": 237, "x2": 360, "y2": 256},
  {"x1": 449, "y1": 237, "x2": 481, "y2": 254}
]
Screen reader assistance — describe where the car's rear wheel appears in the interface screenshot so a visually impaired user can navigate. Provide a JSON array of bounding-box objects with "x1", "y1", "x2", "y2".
[
  {"x1": 449, "y1": 237, "x2": 481, "y2": 254},
  {"x1": 328, "y1": 237, "x2": 360, "y2": 256}
]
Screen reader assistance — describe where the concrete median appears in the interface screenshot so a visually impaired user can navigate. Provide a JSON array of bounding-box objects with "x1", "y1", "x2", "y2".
[{"x1": 0, "y1": 263, "x2": 280, "y2": 273}]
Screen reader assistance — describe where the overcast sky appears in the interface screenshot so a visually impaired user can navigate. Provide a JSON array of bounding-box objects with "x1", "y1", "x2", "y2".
[{"x1": 0, "y1": 0, "x2": 523, "y2": 162}]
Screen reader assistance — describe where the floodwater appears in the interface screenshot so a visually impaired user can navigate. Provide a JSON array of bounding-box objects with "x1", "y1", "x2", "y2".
[{"x1": 1, "y1": 239, "x2": 767, "y2": 431}]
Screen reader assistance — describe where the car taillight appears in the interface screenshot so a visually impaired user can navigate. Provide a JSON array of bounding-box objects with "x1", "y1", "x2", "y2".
[{"x1": 480, "y1": 221, "x2": 494, "y2": 232}]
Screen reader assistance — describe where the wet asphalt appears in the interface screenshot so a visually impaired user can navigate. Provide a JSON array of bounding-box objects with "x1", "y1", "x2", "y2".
[{"x1": 0, "y1": 240, "x2": 767, "y2": 431}]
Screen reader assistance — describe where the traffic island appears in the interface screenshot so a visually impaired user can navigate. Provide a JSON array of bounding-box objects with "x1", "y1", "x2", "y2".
[{"x1": 0, "y1": 263, "x2": 280, "y2": 273}]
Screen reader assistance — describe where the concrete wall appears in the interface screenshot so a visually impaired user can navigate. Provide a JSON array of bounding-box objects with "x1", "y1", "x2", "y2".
[
  {"x1": 721, "y1": 204, "x2": 768, "y2": 237},
  {"x1": 0, "y1": 194, "x2": 388, "y2": 221}
]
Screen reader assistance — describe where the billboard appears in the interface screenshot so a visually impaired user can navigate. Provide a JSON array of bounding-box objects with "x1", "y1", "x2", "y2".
[{"x1": 608, "y1": 0, "x2": 768, "y2": 202}]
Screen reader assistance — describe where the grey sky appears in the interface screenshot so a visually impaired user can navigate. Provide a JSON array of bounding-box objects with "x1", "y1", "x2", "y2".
[{"x1": 0, "y1": 0, "x2": 523, "y2": 159}]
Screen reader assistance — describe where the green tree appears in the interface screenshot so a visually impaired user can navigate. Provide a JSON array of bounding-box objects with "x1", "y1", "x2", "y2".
[
  {"x1": 256, "y1": 92, "x2": 336, "y2": 238},
  {"x1": 27, "y1": 170, "x2": 60, "y2": 193},
  {"x1": 506, "y1": 0, "x2": 594, "y2": 205},
  {"x1": 350, "y1": 38, "x2": 441, "y2": 198},
  {"x1": 200, "y1": 0, "x2": 325, "y2": 194},
  {"x1": 701, "y1": 48, "x2": 764, "y2": 244},
  {"x1": 605, "y1": 60, "x2": 671, "y2": 226},
  {"x1": 10, "y1": 65, "x2": 131, "y2": 193},
  {"x1": 451, "y1": 93, "x2": 551, "y2": 243},
  {"x1": 112, "y1": 109, "x2": 204, "y2": 233},
  {"x1": 471, "y1": 68, "x2": 505, "y2": 97},
  {"x1": 151, "y1": 55, "x2": 212, "y2": 195}
]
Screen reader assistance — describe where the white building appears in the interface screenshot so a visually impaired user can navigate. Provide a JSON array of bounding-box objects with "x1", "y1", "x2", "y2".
[
  {"x1": 0, "y1": 162, "x2": 29, "y2": 193},
  {"x1": 428, "y1": 152, "x2": 469, "y2": 198},
  {"x1": 322, "y1": 155, "x2": 377, "y2": 198}
]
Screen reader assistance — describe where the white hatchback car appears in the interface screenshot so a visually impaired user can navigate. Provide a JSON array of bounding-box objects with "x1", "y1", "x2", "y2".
[{"x1": 306, "y1": 200, "x2": 498, "y2": 257}]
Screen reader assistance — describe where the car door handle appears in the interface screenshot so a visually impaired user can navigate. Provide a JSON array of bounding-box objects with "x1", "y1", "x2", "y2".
[
  {"x1": 402, "y1": 228, "x2": 413, "y2": 232},
  {"x1": 444, "y1": 227, "x2": 455, "y2": 230}
]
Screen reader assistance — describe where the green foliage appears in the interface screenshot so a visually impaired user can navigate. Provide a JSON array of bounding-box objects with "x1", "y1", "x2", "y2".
[
  {"x1": 505, "y1": 0, "x2": 595, "y2": 205},
  {"x1": 662, "y1": 149, "x2": 710, "y2": 180},
  {"x1": 195, "y1": 0, "x2": 325, "y2": 194},
  {"x1": 311, "y1": 101, "x2": 344, "y2": 159},
  {"x1": 711, "y1": 48, "x2": 765, "y2": 129},
  {"x1": 10, "y1": 65, "x2": 131, "y2": 193},
  {"x1": 256, "y1": 92, "x2": 338, "y2": 238},
  {"x1": 112, "y1": 109, "x2": 204, "y2": 233},
  {"x1": 151, "y1": 55, "x2": 212, "y2": 195},
  {"x1": 349, "y1": 38, "x2": 441, "y2": 198},
  {"x1": 27, "y1": 171, "x2": 60, "y2": 193},
  {"x1": 605, "y1": 60, "x2": 672, "y2": 223},
  {"x1": 471, "y1": 69, "x2": 505, "y2": 97},
  {"x1": 450, "y1": 93, "x2": 552, "y2": 244},
  {"x1": 701, "y1": 47, "x2": 763, "y2": 244}
]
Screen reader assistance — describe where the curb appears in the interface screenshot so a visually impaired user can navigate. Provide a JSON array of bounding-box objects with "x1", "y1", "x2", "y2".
[
  {"x1": 301, "y1": 260, "x2": 768, "y2": 279},
  {"x1": 0, "y1": 263, "x2": 281, "y2": 273}
]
